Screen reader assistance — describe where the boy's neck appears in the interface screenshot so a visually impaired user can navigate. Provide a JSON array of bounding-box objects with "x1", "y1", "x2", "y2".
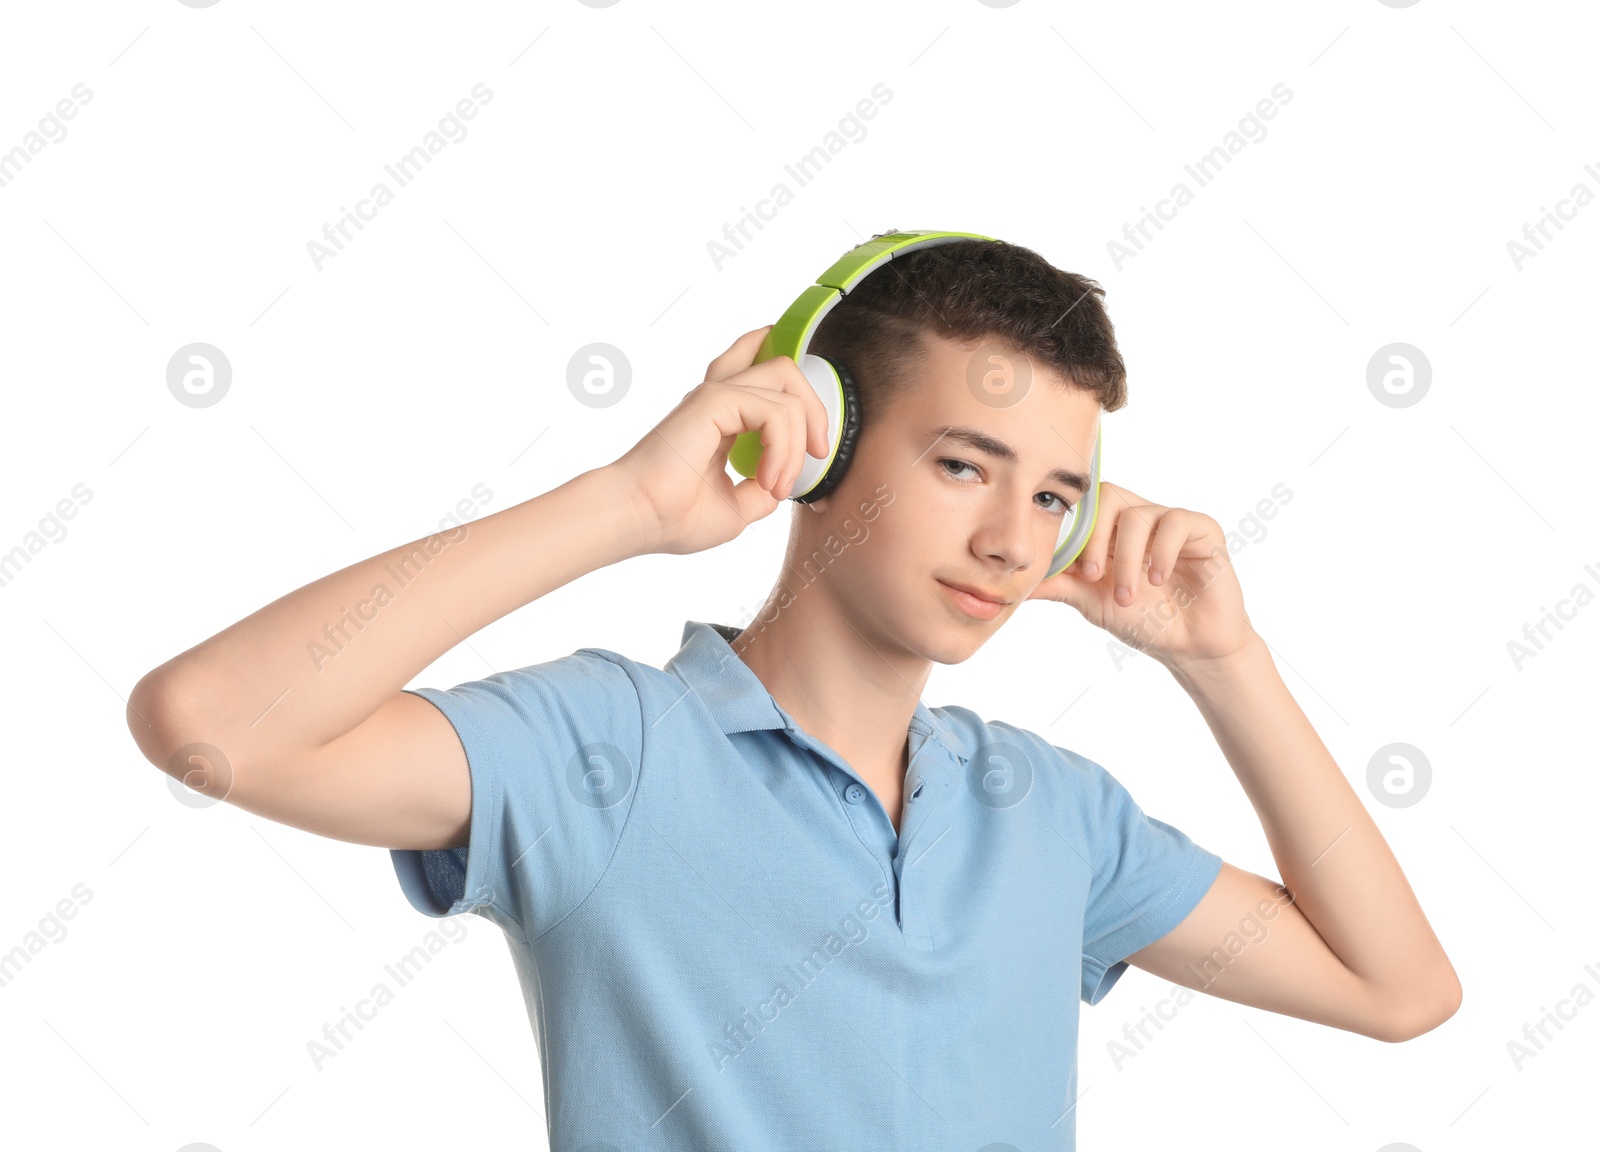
[{"x1": 730, "y1": 588, "x2": 930, "y2": 793}]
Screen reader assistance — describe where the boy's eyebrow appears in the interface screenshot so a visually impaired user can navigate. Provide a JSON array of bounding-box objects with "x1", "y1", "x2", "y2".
[{"x1": 924, "y1": 424, "x2": 1091, "y2": 494}]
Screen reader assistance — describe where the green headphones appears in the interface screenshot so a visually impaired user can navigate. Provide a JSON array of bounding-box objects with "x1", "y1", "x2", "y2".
[{"x1": 727, "y1": 229, "x2": 1103, "y2": 580}]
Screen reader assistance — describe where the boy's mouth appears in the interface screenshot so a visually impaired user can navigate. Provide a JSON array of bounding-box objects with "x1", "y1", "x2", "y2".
[{"x1": 937, "y1": 578, "x2": 1010, "y2": 620}]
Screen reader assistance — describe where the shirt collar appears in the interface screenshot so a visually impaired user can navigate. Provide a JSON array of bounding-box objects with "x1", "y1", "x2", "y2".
[{"x1": 664, "y1": 620, "x2": 971, "y2": 764}]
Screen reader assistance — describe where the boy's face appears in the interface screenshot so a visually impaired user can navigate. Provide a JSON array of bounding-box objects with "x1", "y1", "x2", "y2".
[{"x1": 799, "y1": 332, "x2": 1103, "y2": 665}]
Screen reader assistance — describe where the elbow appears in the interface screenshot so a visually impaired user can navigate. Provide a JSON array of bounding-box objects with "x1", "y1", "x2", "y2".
[
  {"x1": 126, "y1": 667, "x2": 176, "y2": 765},
  {"x1": 127, "y1": 665, "x2": 253, "y2": 808},
  {"x1": 126, "y1": 666, "x2": 211, "y2": 784},
  {"x1": 1370, "y1": 967, "x2": 1463, "y2": 1043}
]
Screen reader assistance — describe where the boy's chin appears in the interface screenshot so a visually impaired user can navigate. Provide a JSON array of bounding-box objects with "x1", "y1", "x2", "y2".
[{"x1": 911, "y1": 622, "x2": 993, "y2": 666}]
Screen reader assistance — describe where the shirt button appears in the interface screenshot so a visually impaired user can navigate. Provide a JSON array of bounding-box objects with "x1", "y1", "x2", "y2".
[{"x1": 843, "y1": 782, "x2": 866, "y2": 805}]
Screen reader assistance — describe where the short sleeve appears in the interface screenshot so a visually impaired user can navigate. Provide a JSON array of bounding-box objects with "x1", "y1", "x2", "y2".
[
  {"x1": 1063, "y1": 747, "x2": 1223, "y2": 1006},
  {"x1": 389, "y1": 649, "x2": 643, "y2": 945}
]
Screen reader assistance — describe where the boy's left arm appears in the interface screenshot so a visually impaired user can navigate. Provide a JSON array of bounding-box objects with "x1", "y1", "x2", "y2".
[{"x1": 1029, "y1": 480, "x2": 1462, "y2": 1042}]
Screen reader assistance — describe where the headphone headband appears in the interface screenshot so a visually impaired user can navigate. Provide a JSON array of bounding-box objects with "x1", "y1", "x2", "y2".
[
  {"x1": 727, "y1": 230, "x2": 1102, "y2": 579},
  {"x1": 753, "y1": 230, "x2": 995, "y2": 368}
]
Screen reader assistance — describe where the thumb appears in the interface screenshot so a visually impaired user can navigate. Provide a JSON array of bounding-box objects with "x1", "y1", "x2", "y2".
[
  {"x1": 1031, "y1": 568, "x2": 1096, "y2": 615},
  {"x1": 730, "y1": 474, "x2": 783, "y2": 525}
]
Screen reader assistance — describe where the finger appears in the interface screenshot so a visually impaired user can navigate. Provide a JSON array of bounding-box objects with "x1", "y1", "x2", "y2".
[
  {"x1": 770, "y1": 354, "x2": 832, "y2": 460},
  {"x1": 1110, "y1": 503, "x2": 1162, "y2": 603},
  {"x1": 705, "y1": 325, "x2": 774, "y2": 384},
  {"x1": 1029, "y1": 568, "x2": 1091, "y2": 615},
  {"x1": 730, "y1": 471, "x2": 783, "y2": 524},
  {"x1": 725, "y1": 355, "x2": 830, "y2": 459},
  {"x1": 730, "y1": 383, "x2": 812, "y2": 495},
  {"x1": 1074, "y1": 483, "x2": 1126, "y2": 580},
  {"x1": 709, "y1": 383, "x2": 792, "y2": 496},
  {"x1": 1145, "y1": 509, "x2": 1194, "y2": 587},
  {"x1": 1025, "y1": 569, "x2": 1069, "y2": 602}
]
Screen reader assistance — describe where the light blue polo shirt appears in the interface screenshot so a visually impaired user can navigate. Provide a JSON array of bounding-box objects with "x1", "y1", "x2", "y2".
[{"x1": 391, "y1": 619, "x2": 1222, "y2": 1150}]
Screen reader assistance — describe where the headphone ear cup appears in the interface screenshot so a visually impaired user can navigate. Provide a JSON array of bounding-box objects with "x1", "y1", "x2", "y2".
[
  {"x1": 1047, "y1": 425, "x2": 1103, "y2": 577},
  {"x1": 795, "y1": 355, "x2": 861, "y2": 504}
]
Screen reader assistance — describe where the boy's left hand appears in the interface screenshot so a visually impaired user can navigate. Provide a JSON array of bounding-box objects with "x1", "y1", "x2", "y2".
[{"x1": 1025, "y1": 479, "x2": 1257, "y2": 671}]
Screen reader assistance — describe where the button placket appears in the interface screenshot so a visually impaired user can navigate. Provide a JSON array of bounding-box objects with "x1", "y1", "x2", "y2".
[
  {"x1": 894, "y1": 746, "x2": 958, "y2": 951},
  {"x1": 897, "y1": 740, "x2": 952, "y2": 844},
  {"x1": 781, "y1": 713, "x2": 964, "y2": 949},
  {"x1": 780, "y1": 725, "x2": 901, "y2": 902},
  {"x1": 786, "y1": 724, "x2": 896, "y2": 836}
]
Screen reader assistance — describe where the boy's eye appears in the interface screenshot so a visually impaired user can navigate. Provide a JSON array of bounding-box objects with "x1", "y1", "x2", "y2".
[
  {"x1": 937, "y1": 458, "x2": 1073, "y2": 515},
  {"x1": 938, "y1": 458, "x2": 979, "y2": 481}
]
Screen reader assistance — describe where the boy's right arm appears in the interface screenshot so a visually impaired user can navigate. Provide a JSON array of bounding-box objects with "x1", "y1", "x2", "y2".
[
  {"x1": 125, "y1": 327, "x2": 828, "y2": 853},
  {"x1": 126, "y1": 465, "x2": 653, "y2": 851}
]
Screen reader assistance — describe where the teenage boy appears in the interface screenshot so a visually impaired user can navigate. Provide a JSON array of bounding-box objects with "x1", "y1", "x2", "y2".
[{"x1": 128, "y1": 237, "x2": 1460, "y2": 1151}]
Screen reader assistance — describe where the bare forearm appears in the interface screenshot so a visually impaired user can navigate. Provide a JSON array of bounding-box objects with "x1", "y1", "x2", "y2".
[
  {"x1": 129, "y1": 464, "x2": 650, "y2": 762},
  {"x1": 1168, "y1": 633, "x2": 1457, "y2": 1004}
]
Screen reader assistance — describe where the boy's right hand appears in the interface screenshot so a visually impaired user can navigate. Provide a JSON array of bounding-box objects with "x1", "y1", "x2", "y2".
[{"x1": 610, "y1": 326, "x2": 832, "y2": 556}]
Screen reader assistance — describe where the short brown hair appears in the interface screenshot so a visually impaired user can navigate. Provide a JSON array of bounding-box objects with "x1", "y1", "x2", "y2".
[{"x1": 809, "y1": 233, "x2": 1127, "y2": 427}]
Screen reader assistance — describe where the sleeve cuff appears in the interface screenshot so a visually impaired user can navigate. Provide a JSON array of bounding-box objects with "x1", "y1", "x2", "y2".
[
  {"x1": 388, "y1": 687, "x2": 527, "y2": 943},
  {"x1": 1081, "y1": 841, "x2": 1223, "y2": 1005}
]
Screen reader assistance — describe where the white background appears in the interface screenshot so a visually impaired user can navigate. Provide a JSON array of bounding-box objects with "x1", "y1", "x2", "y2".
[{"x1": 1, "y1": 1, "x2": 1595, "y2": 1148}]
